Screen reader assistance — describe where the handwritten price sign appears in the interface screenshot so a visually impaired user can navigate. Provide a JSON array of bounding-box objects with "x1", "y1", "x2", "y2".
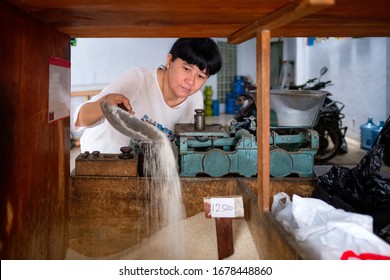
[
  {"x1": 203, "y1": 195, "x2": 245, "y2": 259},
  {"x1": 203, "y1": 196, "x2": 244, "y2": 218}
]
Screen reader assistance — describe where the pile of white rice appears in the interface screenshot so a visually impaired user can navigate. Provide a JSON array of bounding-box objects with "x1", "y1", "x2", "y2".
[{"x1": 66, "y1": 211, "x2": 260, "y2": 260}]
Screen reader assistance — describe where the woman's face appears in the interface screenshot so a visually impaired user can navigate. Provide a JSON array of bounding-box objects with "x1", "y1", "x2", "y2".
[{"x1": 166, "y1": 55, "x2": 208, "y2": 99}]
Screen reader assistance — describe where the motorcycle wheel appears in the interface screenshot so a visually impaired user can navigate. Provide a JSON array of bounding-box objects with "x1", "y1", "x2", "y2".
[{"x1": 314, "y1": 127, "x2": 342, "y2": 164}]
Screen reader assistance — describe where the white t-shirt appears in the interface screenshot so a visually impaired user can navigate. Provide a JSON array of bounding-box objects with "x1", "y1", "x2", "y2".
[{"x1": 73, "y1": 67, "x2": 204, "y2": 153}]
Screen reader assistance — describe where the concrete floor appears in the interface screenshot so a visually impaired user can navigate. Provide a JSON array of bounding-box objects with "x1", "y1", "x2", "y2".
[
  {"x1": 327, "y1": 137, "x2": 367, "y2": 166},
  {"x1": 324, "y1": 136, "x2": 390, "y2": 177}
]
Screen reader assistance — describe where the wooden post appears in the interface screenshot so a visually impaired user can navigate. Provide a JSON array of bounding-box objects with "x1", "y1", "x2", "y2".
[
  {"x1": 215, "y1": 218, "x2": 234, "y2": 260},
  {"x1": 256, "y1": 30, "x2": 271, "y2": 211},
  {"x1": 203, "y1": 195, "x2": 244, "y2": 259}
]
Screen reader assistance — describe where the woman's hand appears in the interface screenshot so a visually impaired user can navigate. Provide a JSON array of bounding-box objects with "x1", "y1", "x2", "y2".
[
  {"x1": 75, "y1": 93, "x2": 134, "y2": 127},
  {"x1": 103, "y1": 93, "x2": 134, "y2": 114}
]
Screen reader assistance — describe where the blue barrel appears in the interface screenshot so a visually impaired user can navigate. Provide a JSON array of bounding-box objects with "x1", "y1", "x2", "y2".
[{"x1": 360, "y1": 117, "x2": 378, "y2": 150}]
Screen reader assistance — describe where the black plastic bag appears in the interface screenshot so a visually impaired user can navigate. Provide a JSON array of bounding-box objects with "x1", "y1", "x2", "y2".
[
  {"x1": 312, "y1": 116, "x2": 390, "y2": 243},
  {"x1": 377, "y1": 116, "x2": 390, "y2": 166}
]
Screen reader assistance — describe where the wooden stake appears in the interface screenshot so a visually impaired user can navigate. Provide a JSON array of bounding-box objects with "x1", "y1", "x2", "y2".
[
  {"x1": 215, "y1": 218, "x2": 234, "y2": 260},
  {"x1": 203, "y1": 196, "x2": 244, "y2": 259}
]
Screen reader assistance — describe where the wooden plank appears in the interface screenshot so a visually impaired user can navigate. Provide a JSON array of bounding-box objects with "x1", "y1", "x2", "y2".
[
  {"x1": 236, "y1": 179, "x2": 300, "y2": 259},
  {"x1": 0, "y1": 1, "x2": 70, "y2": 259},
  {"x1": 59, "y1": 25, "x2": 246, "y2": 39},
  {"x1": 228, "y1": 0, "x2": 334, "y2": 44},
  {"x1": 6, "y1": 0, "x2": 390, "y2": 38},
  {"x1": 272, "y1": 21, "x2": 390, "y2": 38},
  {"x1": 256, "y1": 30, "x2": 271, "y2": 211}
]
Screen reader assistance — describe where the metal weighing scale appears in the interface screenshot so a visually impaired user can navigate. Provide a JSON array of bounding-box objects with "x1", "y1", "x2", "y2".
[
  {"x1": 175, "y1": 123, "x2": 257, "y2": 177},
  {"x1": 175, "y1": 90, "x2": 327, "y2": 178}
]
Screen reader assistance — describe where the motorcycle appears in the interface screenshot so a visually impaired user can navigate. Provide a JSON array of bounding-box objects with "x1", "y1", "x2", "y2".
[
  {"x1": 234, "y1": 67, "x2": 348, "y2": 164},
  {"x1": 289, "y1": 67, "x2": 348, "y2": 164}
]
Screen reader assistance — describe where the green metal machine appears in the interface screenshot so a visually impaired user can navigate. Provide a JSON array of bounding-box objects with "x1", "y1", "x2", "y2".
[
  {"x1": 175, "y1": 123, "x2": 319, "y2": 178},
  {"x1": 175, "y1": 90, "x2": 326, "y2": 178},
  {"x1": 175, "y1": 123, "x2": 257, "y2": 177}
]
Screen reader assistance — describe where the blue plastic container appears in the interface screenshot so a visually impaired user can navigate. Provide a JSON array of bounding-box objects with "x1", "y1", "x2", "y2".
[
  {"x1": 225, "y1": 93, "x2": 236, "y2": 114},
  {"x1": 212, "y1": 100, "x2": 220, "y2": 116},
  {"x1": 360, "y1": 117, "x2": 378, "y2": 150},
  {"x1": 233, "y1": 76, "x2": 245, "y2": 94},
  {"x1": 371, "y1": 120, "x2": 384, "y2": 144}
]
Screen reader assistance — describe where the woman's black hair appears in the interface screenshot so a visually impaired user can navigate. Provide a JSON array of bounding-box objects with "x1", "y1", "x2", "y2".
[{"x1": 169, "y1": 38, "x2": 222, "y2": 76}]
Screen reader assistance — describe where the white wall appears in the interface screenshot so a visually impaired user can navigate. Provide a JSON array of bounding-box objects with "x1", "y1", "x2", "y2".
[
  {"x1": 237, "y1": 38, "x2": 256, "y2": 81},
  {"x1": 297, "y1": 37, "x2": 388, "y2": 139},
  {"x1": 236, "y1": 38, "x2": 301, "y2": 84},
  {"x1": 71, "y1": 38, "x2": 176, "y2": 89}
]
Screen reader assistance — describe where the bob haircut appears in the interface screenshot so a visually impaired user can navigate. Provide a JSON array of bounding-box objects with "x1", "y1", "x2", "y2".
[{"x1": 169, "y1": 38, "x2": 222, "y2": 76}]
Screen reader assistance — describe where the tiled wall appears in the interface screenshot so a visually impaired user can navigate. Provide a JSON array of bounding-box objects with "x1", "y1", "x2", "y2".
[{"x1": 217, "y1": 41, "x2": 237, "y2": 103}]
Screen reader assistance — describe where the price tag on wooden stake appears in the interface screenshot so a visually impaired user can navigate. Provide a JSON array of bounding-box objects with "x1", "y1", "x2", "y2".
[{"x1": 203, "y1": 195, "x2": 244, "y2": 218}]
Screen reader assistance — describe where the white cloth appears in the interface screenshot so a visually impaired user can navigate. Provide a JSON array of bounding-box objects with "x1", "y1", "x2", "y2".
[
  {"x1": 73, "y1": 67, "x2": 204, "y2": 153},
  {"x1": 271, "y1": 192, "x2": 390, "y2": 260}
]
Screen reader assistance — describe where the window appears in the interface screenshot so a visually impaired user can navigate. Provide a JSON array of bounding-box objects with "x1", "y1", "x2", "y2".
[{"x1": 217, "y1": 41, "x2": 237, "y2": 103}]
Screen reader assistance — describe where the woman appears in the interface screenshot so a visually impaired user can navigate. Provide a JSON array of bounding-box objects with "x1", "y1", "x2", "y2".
[{"x1": 73, "y1": 38, "x2": 222, "y2": 153}]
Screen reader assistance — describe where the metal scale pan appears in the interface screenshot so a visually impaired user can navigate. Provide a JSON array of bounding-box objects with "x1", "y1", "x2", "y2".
[{"x1": 269, "y1": 90, "x2": 327, "y2": 178}]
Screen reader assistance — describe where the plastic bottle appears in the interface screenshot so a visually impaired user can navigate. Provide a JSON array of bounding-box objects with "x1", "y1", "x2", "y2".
[
  {"x1": 371, "y1": 120, "x2": 384, "y2": 144},
  {"x1": 212, "y1": 100, "x2": 220, "y2": 116},
  {"x1": 225, "y1": 92, "x2": 236, "y2": 114},
  {"x1": 360, "y1": 117, "x2": 378, "y2": 150},
  {"x1": 233, "y1": 76, "x2": 245, "y2": 95},
  {"x1": 203, "y1": 86, "x2": 213, "y2": 116}
]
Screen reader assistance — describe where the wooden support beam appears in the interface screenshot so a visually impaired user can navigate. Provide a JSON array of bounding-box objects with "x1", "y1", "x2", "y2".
[
  {"x1": 256, "y1": 30, "x2": 271, "y2": 211},
  {"x1": 228, "y1": 0, "x2": 335, "y2": 44}
]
